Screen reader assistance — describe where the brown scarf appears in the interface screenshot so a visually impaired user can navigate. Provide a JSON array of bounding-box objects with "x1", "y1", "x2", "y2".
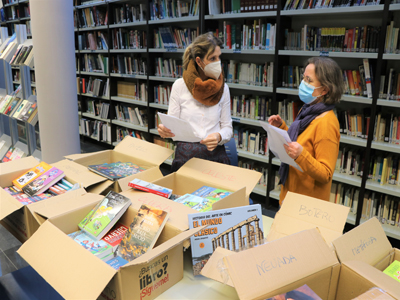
[{"x1": 182, "y1": 59, "x2": 224, "y2": 106}]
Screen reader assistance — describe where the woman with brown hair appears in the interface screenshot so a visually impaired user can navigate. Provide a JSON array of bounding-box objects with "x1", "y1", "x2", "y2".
[
  {"x1": 268, "y1": 57, "x2": 345, "y2": 205},
  {"x1": 158, "y1": 33, "x2": 233, "y2": 172}
]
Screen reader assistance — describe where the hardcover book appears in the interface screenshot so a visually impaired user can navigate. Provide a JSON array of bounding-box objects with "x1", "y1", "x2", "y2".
[
  {"x1": 22, "y1": 167, "x2": 65, "y2": 196},
  {"x1": 383, "y1": 260, "x2": 400, "y2": 283},
  {"x1": 79, "y1": 191, "x2": 131, "y2": 240},
  {"x1": 128, "y1": 178, "x2": 172, "y2": 198},
  {"x1": 173, "y1": 193, "x2": 218, "y2": 212},
  {"x1": 12, "y1": 161, "x2": 53, "y2": 190},
  {"x1": 68, "y1": 230, "x2": 113, "y2": 261},
  {"x1": 116, "y1": 204, "x2": 169, "y2": 262},
  {"x1": 189, "y1": 204, "x2": 264, "y2": 276},
  {"x1": 88, "y1": 162, "x2": 145, "y2": 181},
  {"x1": 101, "y1": 222, "x2": 129, "y2": 252}
]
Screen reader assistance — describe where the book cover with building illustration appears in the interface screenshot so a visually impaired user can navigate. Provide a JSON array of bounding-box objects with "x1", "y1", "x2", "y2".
[
  {"x1": 88, "y1": 162, "x2": 145, "y2": 181},
  {"x1": 188, "y1": 204, "x2": 264, "y2": 276}
]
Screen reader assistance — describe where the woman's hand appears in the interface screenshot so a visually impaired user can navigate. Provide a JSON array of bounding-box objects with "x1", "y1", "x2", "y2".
[
  {"x1": 157, "y1": 124, "x2": 175, "y2": 139},
  {"x1": 284, "y1": 142, "x2": 303, "y2": 160},
  {"x1": 200, "y1": 133, "x2": 221, "y2": 151},
  {"x1": 268, "y1": 115, "x2": 283, "y2": 127}
]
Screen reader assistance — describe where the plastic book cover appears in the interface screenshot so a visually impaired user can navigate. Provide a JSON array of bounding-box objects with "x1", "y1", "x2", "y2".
[
  {"x1": 191, "y1": 186, "x2": 232, "y2": 202},
  {"x1": 102, "y1": 222, "x2": 129, "y2": 252},
  {"x1": 188, "y1": 204, "x2": 264, "y2": 276},
  {"x1": 68, "y1": 230, "x2": 113, "y2": 260},
  {"x1": 22, "y1": 167, "x2": 65, "y2": 196},
  {"x1": 383, "y1": 260, "x2": 400, "y2": 283},
  {"x1": 128, "y1": 178, "x2": 172, "y2": 198},
  {"x1": 266, "y1": 284, "x2": 322, "y2": 300},
  {"x1": 174, "y1": 194, "x2": 217, "y2": 212},
  {"x1": 79, "y1": 191, "x2": 131, "y2": 240},
  {"x1": 12, "y1": 161, "x2": 53, "y2": 190},
  {"x1": 106, "y1": 256, "x2": 129, "y2": 270},
  {"x1": 88, "y1": 162, "x2": 145, "y2": 180},
  {"x1": 116, "y1": 204, "x2": 169, "y2": 262}
]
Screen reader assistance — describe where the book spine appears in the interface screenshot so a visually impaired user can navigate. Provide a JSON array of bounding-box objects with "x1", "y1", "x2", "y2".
[{"x1": 128, "y1": 182, "x2": 170, "y2": 198}]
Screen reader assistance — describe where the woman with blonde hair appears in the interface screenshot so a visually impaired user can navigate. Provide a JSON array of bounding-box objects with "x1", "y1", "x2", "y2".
[{"x1": 158, "y1": 32, "x2": 233, "y2": 172}]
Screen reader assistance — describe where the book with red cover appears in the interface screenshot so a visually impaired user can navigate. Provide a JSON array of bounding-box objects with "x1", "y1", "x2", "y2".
[
  {"x1": 128, "y1": 178, "x2": 172, "y2": 198},
  {"x1": 101, "y1": 222, "x2": 128, "y2": 252}
]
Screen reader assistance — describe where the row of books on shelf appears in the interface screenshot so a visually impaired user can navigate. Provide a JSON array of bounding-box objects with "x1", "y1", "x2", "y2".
[
  {"x1": 284, "y1": 0, "x2": 382, "y2": 10},
  {"x1": 3, "y1": 5, "x2": 29, "y2": 21},
  {"x1": 111, "y1": 28, "x2": 146, "y2": 50},
  {"x1": 80, "y1": 53, "x2": 108, "y2": 74},
  {"x1": 115, "y1": 104, "x2": 147, "y2": 127},
  {"x1": 9, "y1": 44, "x2": 33, "y2": 66},
  {"x1": 77, "y1": 76, "x2": 110, "y2": 97},
  {"x1": 238, "y1": 158, "x2": 268, "y2": 187},
  {"x1": 329, "y1": 183, "x2": 358, "y2": 214},
  {"x1": 380, "y1": 68, "x2": 400, "y2": 100},
  {"x1": 0, "y1": 87, "x2": 38, "y2": 123},
  {"x1": 284, "y1": 25, "x2": 381, "y2": 53},
  {"x1": 223, "y1": 61, "x2": 274, "y2": 87},
  {"x1": 150, "y1": 0, "x2": 198, "y2": 20},
  {"x1": 116, "y1": 127, "x2": 147, "y2": 143},
  {"x1": 79, "y1": 118, "x2": 112, "y2": 143},
  {"x1": 111, "y1": 55, "x2": 146, "y2": 76},
  {"x1": 112, "y1": 3, "x2": 146, "y2": 24},
  {"x1": 86, "y1": 100, "x2": 110, "y2": 119},
  {"x1": 154, "y1": 27, "x2": 199, "y2": 49},
  {"x1": 155, "y1": 57, "x2": 183, "y2": 78},
  {"x1": 77, "y1": 31, "x2": 109, "y2": 51},
  {"x1": 75, "y1": 6, "x2": 108, "y2": 28},
  {"x1": 154, "y1": 84, "x2": 172, "y2": 105},
  {"x1": 231, "y1": 95, "x2": 272, "y2": 121},
  {"x1": 360, "y1": 190, "x2": 400, "y2": 226},
  {"x1": 0, "y1": 145, "x2": 26, "y2": 163},
  {"x1": 385, "y1": 21, "x2": 400, "y2": 54},
  {"x1": 116, "y1": 81, "x2": 147, "y2": 102},
  {"x1": 209, "y1": 0, "x2": 277, "y2": 14},
  {"x1": 233, "y1": 125, "x2": 269, "y2": 156},
  {"x1": 278, "y1": 99, "x2": 301, "y2": 126}
]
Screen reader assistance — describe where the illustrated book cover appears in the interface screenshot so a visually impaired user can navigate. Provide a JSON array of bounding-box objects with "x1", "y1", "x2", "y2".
[
  {"x1": 128, "y1": 178, "x2": 172, "y2": 198},
  {"x1": 189, "y1": 204, "x2": 264, "y2": 276},
  {"x1": 383, "y1": 260, "x2": 400, "y2": 283},
  {"x1": 78, "y1": 191, "x2": 131, "y2": 240},
  {"x1": 88, "y1": 162, "x2": 145, "y2": 181},
  {"x1": 115, "y1": 204, "x2": 169, "y2": 262},
  {"x1": 3, "y1": 186, "x2": 52, "y2": 205},
  {"x1": 191, "y1": 186, "x2": 232, "y2": 202},
  {"x1": 12, "y1": 161, "x2": 53, "y2": 190},
  {"x1": 173, "y1": 193, "x2": 217, "y2": 212},
  {"x1": 101, "y1": 222, "x2": 129, "y2": 252},
  {"x1": 68, "y1": 230, "x2": 113, "y2": 261},
  {"x1": 106, "y1": 256, "x2": 129, "y2": 270},
  {"x1": 22, "y1": 166, "x2": 65, "y2": 196}
]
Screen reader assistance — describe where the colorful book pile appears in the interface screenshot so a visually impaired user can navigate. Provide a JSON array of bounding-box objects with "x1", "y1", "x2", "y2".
[
  {"x1": 129, "y1": 178, "x2": 172, "y2": 198},
  {"x1": 87, "y1": 162, "x2": 145, "y2": 181}
]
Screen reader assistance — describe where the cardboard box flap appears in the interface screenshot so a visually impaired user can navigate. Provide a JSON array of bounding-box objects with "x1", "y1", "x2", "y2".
[
  {"x1": 118, "y1": 167, "x2": 164, "y2": 192},
  {"x1": 176, "y1": 158, "x2": 262, "y2": 196},
  {"x1": 17, "y1": 221, "x2": 116, "y2": 300},
  {"x1": 28, "y1": 191, "x2": 103, "y2": 220},
  {"x1": 332, "y1": 217, "x2": 392, "y2": 265},
  {"x1": 114, "y1": 136, "x2": 173, "y2": 166},
  {"x1": 344, "y1": 260, "x2": 400, "y2": 299},
  {"x1": 200, "y1": 247, "x2": 235, "y2": 287},
  {"x1": 267, "y1": 191, "x2": 350, "y2": 245},
  {"x1": 52, "y1": 159, "x2": 107, "y2": 188},
  {"x1": 0, "y1": 188, "x2": 23, "y2": 220},
  {"x1": 0, "y1": 156, "x2": 39, "y2": 187},
  {"x1": 120, "y1": 190, "x2": 197, "y2": 232},
  {"x1": 64, "y1": 152, "x2": 99, "y2": 160},
  {"x1": 125, "y1": 225, "x2": 208, "y2": 267},
  {"x1": 224, "y1": 228, "x2": 338, "y2": 300}
]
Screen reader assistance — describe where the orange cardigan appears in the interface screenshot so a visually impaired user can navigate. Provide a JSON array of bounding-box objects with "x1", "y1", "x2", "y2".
[{"x1": 278, "y1": 110, "x2": 340, "y2": 205}]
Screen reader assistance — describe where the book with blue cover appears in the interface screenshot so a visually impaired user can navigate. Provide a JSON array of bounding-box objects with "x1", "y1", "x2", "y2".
[
  {"x1": 68, "y1": 230, "x2": 113, "y2": 261},
  {"x1": 88, "y1": 162, "x2": 145, "y2": 181},
  {"x1": 173, "y1": 194, "x2": 217, "y2": 212},
  {"x1": 191, "y1": 186, "x2": 232, "y2": 201},
  {"x1": 106, "y1": 256, "x2": 129, "y2": 270}
]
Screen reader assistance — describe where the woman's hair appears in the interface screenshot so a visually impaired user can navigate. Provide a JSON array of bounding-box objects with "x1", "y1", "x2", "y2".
[
  {"x1": 183, "y1": 32, "x2": 223, "y2": 70},
  {"x1": 305, "y1": 57, "x2": 344, "y2": 105}
]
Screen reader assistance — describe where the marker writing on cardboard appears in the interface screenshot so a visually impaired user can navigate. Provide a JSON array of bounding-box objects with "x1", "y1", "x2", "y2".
[
  {"x1": 136, "y1": 196, "x2": 173, "y2": 213},
  {"x1": 201, "y1": 169, "x2": 236, "y2": 181},
  {"x1": 256, "y1": 255, "x2": 297, "y2": 275},
  {"x1": 298, "y1": 205, "x2": 335, "y2": 222},
  {"x1": 351, "y1": 237, "x2": 377, "y2": 256},
  {"x1": 59, "y1": 165, "x2": 82, "y2": 176},
  {"x1": 125, "y1": 143, "x2": 148, "y2": 153}
]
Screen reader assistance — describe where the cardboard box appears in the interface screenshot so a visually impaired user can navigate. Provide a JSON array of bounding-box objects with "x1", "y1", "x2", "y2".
[
  {"x1": 202, "y1": 228, "x2": 340, "y2": 300},
  {"x1": 149, "y1": 158, "x2": 262, "y2": 209},
  {"x1": 333, "y1": 217, "x2": 400, "y2": 300},
  {"x1": 18, "y1": 191, "x2": 206, "y2": 300},
  {"x1": 65, "y1": 136, "x2": 174, "y2": 193},
  {"x1": 351, "y1": 287, "x2": 396, "y2": 299},
  {"x1": 0, "y1": 158, "x2": 107, "y2": 242},
  {"x1": 267, "y1": 191, "x2": 350, "y2": 247}
]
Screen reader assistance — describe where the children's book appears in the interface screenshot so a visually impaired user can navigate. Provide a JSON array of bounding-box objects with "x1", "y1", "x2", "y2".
[
  {"x1": 383, "y1": 260, "x2": 400, "y2": 283},
  {"x1": 22, "y1": 167, "x2": 65, "y2": 196},
  {"x1": 4, "y1": 186, "x2": 53, "y2": 205},
  {"x1": 173, "y1": 194, "x2": 217, "y2": 212},
  {"x1": 191, "y1": 186, "x2": 232, "y2": 202},
  {"x1": 106, "y1": 256, "x2": 129, "y2": 270},
  {"x1": 128, "y1": 178, "x2": 172, "y2": 198},
  {"x1": 266, "y1": 284, "x2": 322, "y2": 300},
  {"x1": 116, "y1": 204, "x2": 169, "y2": 262},
  {"x1": 101, "y1": 222, "x2": 129, "y2": 252},
  {"x1": 68, "y1": 230, "x2": 113, "y2": 261},
  {"x1": 88, "y1": 162, "x2": 145, "y2": 181},
  {"x1": 188, "y1": 204, "x2": 264, "y2": 276},
  {"x1": 79, "y1": 191, "x2": 131, "y2": 240},
  {"x1": 12, "y1": 161, "x2": 53, "y2": 190}
]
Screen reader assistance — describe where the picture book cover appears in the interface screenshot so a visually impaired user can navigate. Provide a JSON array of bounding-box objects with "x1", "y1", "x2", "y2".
[
  {"x1": 88, "y1": 162, "x2": 145, "y2": 181},
  {"x1": 266, "y1": 284, "x2": 322, "y2": 300},
  {"x1": 68, "y1": 230, "x2": 113, "y2": 261},
  {"x1": 22, "y1": 167, "x2": 65, "y2": 196},
  {"x1": 116, "y1": 204, "x2": 169, "y2": 262},
  {"x1": 102, "y1": 222, "x2": 129, "y2": 252},
  {"x1": 173, "y1": 194, "x2": 217, "y2": 212},
  {"x1": 191, "y1": 186, "x2": 232, "y2": 202},
  {"x1": 106, "y1": 256, "x2": 129, "y2": 270},
  {"x1": 79, "y1": 191, "x2": 132, "y2": 240},
  {"x1": 189, "y1": 204, "x2": 264, "y2": 276},
  {"x1": 3, "y1": 187, "x2": 53, "y2": 205},
  {"x1": 128, "y1": 178, "x2": 172, "y2": 198},
  {"x1": 383, "y1": 260, "x2": 400, "y2": 283},
  {"x1": 12, "y1": 161, "x2": 53, "y2": 190}
]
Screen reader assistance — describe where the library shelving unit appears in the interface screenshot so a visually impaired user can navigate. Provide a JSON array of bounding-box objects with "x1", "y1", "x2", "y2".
[
  {"x1": 72, "y1": 0, "x2": 400, "y2": 240},
  {"x1": 1, "y1": 0, "x2": 31, "y2": 37}
]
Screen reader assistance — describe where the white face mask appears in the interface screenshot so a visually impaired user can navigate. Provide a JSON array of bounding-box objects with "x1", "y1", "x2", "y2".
[{"x1": 200, "y1": 60, "x2": 222, "y2": 80}]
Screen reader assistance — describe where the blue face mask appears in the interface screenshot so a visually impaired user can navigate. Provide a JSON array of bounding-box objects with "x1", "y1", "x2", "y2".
[{"x1": 299, "y1": 80, "x2": 322, "y2": 104}]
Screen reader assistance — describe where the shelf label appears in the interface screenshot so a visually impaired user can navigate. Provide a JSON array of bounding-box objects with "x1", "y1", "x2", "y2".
[
  {"x1": 233, "y1": 49, "x2": 241, "y2": 54},
  {"x1": 232, "y1": 117, "x2": 240, "y2": 123},
  {"x1": 319, "y1": 51, "x2": 329, "y2": 57},
  {"x1": 167, "y1": 48, "x2": 178, "y2": 52}
]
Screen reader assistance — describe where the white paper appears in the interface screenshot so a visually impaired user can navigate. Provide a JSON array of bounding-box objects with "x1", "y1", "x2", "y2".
[
  {"x1": 259, "y1": 121, "x2": 303, "y2": 172},
  {"x1": 158, "y1": 112, "x2": 202, "y2": 143}
]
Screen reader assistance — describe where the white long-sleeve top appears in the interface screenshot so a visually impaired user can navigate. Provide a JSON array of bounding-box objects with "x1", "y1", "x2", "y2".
[{"x1": 167, "y1": 78, "x2": 233, "y2": 145}]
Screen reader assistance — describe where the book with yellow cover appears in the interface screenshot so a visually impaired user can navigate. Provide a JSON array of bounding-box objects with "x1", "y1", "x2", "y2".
[{"x1": 12, "y1": 161, "x2": 52, "y2": 190}]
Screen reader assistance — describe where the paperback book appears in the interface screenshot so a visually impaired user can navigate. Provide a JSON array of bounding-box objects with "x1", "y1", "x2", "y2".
[
  {"x1": 21, "y1": 167, "x2": 65, "y2": 196},
  {"x1": 101, "y1": 222, "x2": 129, "y2": 252},
  {"x1": 88, "y1": 162, "x2": 145, "y2": 180},
  {"x1": 189, "y1": 204, "x2": 264, "y2": 276},
  {"x1": 12, "y1": 161, "x2": 53, "y2": 190},
  {"x1": 79, "y1": 191, "x2": 131, "y2": 240},
  {"x1": 68, "y1": 230, "x2": 113, "y2": 261},
  {"x1": 3, "y1": 186, "x2": 53, "y2": 205},
  {"x1": 106, "y1": 256, "x2": 129, "y2": 270},
  {"x1": 383, "y1": 260, "x2": 400, "y2": 283},
  {"x1": 128, "y1": 178, "x2": 172, "y2": 198},
  {"x1": 191, "y1": 186, "x2": 232, "y2": 201},
  {"x1": 116, "y1": 204, "x2": 169, "y2": 262},
  {"x1": 173, "y1": 193, "x2": 217, "y2": 212}
]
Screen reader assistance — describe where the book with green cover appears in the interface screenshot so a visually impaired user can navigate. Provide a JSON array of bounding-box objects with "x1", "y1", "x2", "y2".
[
  {"x1": 383, "y1": 260, "x2": 400, "y2": 283},
  {"x1": 88, "y1": 162, "x2": 145, "y2": 181}
]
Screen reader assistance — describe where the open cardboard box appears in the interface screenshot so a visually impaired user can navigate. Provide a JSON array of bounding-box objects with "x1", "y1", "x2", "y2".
[
  {"x1": 0, "y1": 158, "x2": 108, "y2": 242},
  {"x1": 333, "y1": 217, "x2": 400, "y2": 300},
  {"x1": 65, "y1": 136, "x2": 174, "y2": 193},
  {"x1": 148, "y1": 158, "x2": 262, "y2": 209},
  {"x1": 201, "y1": 228, "x2": 340, "y2": 300},
  {"x1": 267, "y1": 191, "x2": 350, "y2": 247},
  {"x1": 18, "y1": 190, "x2": 207, "y2": 300}
]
